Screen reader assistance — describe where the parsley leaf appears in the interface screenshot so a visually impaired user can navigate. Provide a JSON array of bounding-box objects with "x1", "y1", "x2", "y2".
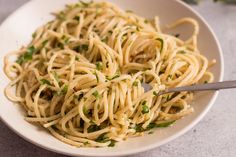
[
  {"x1": 141, "y1": 101, "x2": 149, "y2": 114},
  {"x1": 92, "y1": 90, "x2": 100, "y2": 99},
  {"x1": 79, "y1": 0, "x2": 93, "y2": 7},
  {"x1": 87, "y1": 125, "x2": 101, "y2": 133},
  {"x1": 153, "y1": 91, "x2": 159, "y2": 96},
  {"x1": 52, "y1": 71, "x2": 60, "y2": 83},
  {"x1": 95, "y1": 62, "x2": 102, "y2": 71},
  {"x1": 132, "y1": 81, "x2": 139, "y2": 86},
  {"x1": 108, "y1": 140, "x2": 116, "y2": 147},
  {"x1": 60, "y1": 85, "x2": 68, "y2": 95},
  {"x1": 106, "y1": 74, "x2": 120, "y2": 81},
  {"x1": 156, "y1": 38, "x2": 164, "y2": 53},
  {"x1": 95, "y1": 133, "x2": 109, "y2": 142},
  {"x1": 16, "y1": 46, "x2": 36, "y2": 65},
  {"x1": 40, "y1": 79, "x2": 51, "y2": 85}
]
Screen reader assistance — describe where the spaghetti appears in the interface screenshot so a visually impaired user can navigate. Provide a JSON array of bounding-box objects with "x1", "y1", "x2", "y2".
[{"x1": 4, "y1": 1, "x2": 214, "y2": 147}]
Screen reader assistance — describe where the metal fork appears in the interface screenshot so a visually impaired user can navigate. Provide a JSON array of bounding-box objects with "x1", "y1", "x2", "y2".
[{"x1": 142, "y1": 80, "x2": 236, "y2": 95}]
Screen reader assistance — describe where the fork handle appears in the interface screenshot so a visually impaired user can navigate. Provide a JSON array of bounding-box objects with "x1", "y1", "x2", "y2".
[{"x1": 164, "y1": 80, "x2": 236, "y2": 94}]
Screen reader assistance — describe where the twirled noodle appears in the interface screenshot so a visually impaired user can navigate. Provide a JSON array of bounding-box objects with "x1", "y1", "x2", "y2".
[{"x1": 4, "y1": 1, "x2": 214, "y2": 147}]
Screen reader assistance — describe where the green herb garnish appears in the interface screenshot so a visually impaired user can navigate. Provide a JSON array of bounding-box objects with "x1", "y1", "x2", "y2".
[
  {"x1": 92, "y1": 90, "x2": 100, "y2": 99},
  {"x1": 32, "y1": 32, "x2": 36, "y2": 38},
  {"x1": 95, "y1": 62, "x2": 102, "y2": 71},
  {"x1": 132, "y1": 81, "x2": 139, "y2": 86},
  {"x1": 40, "y1": 79, "x2": 51, "y2": 85},
  {"x1": 83, "y1": 141, "x2": 89, "y2": 145},
  {"x1": 58, "y1": 11, "x2": 66, "y2": 20},
  {"x1": 155, "y1": 121, "x2": 176, "y2": 127},
  {"x1": 42, "y1": 40, "x2": 49, "y2": 47},
  {"x1": 156, "y1": 38, "x2": 164, "y2": 53},
  {"x1": 79, "y1": 0, "x2": 93, "y2": 7},
  {"x1": 141, "y1": 101, "x2": 149, "y2": 114},
  {"x1": 81, "y1": 44, "x2": 89, "y2": 51},
  {"x1": 167, "y1": 75, "x2": 172, "y2": 80},
  {"x1": 74, "y1": 15, "x2": 80, "y2": 21},
  {"x1": 83, "y1": 107, "x2": 90, "y2": 115},
  {"x1": 52, "y1": 71, "x2": 60, "y2": 83},
  {"x1": 87, "y1": 125, "x2": 101, "y2": 133},
  {"x1": 106, "y1": 74, "x2": 120, "y2": 81},
  {"x1": 179, "y1": 50, "x2": 186, "y2": 54},
  {"x1": 60, "y1": 85, "x2": 68, "y2": 95},
  {"x1": 75, "y1": 56, "x2": 80, "y2": 61},
  {"x1": 108, "y1": 140, "x2": 116, "y2": 147},
  {"x1": 16, "y1": 46, "x2": 36, "y2": 65},
  {"x1": 153, "y1": 91, "x2": 158, "y2": 96},
  {"x1": 95, "y1": 133, "x2": 109, "y2": 142}
]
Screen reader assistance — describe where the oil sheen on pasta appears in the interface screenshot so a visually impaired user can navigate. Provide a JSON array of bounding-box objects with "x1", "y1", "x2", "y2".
[{"x1": 4, "y1": 1, "x2": 214, "y2": 147}]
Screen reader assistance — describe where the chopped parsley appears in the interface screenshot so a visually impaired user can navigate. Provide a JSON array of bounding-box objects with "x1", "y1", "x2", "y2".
[
  {"x1": 74, "y1": 15, "x2": 80, "y2": 21},
  {"x1": 16, "y1": 46, "x2": 36, "y2": 65},
  {"x1": 95, "y1": 62, "x2": 102, "y2": 71},
  {"x1": 42, "y1": 40, "x2": 49, "y2": 47},
  {"x1": 87, "y1": 124, "x2": 101, "y2": 133},
  {"x1": 179, "y1": 50, "x2": 186, "y2": 54},
  {"x1": 40, "y1": 79, "x2": 51, "y2": 85},
  {"x1": 141, "y1": 101, "x2": 149, "y2": 114},
  {"x1": 52, "y1": 71, "x2": 60, "y2": 83},
  {"x1": 79, "y1": 0, "x2": 93, "y2": 7},
  {"x1": 75, "y1": 56, "x2": 80, "y2": 61},
  {"x1": 132, "y1": 81, "x2": 139, "y2": 87},
  {"x1": 108, "y1": 140, "x2": 116, "y2": 147},
  {"x1": 134, "y1": 121, "x2": 175, "y2": 133},
  {"x1": 92, "y1": 90, "x2": 100, "y2": 99},
  {"x1": 156, "y1": 38, "x2": 164, "y2": 53},
  {"x1": 61, "y1": 35, "x2": 70, "y2": 44},
  {"x1": 32, "y1": 32, "x2": 36, "y2": 38},
  {"x1": 106, "y1": 74, "x2": 120, "y2": 81},
  {"x1": 95, "y1": 133, "x2": 109, "y2": 143},
  {"x1": 60, "y1": 85, "x2": 68, "y2": 95},
  {"x1": 153, "y1": 91, "x2": 159, "y2": 96},
  {"x1": 83, "y1": 141, "x2": 89, "y2": 145},
  {"x1": 58, "y1": 11, "x2": 66, "y2": 21},
  {"x1": 155, "y1": 121, "x2": 176, "y2": 127},
  {"x1": 83, "y1": 107, "x2": 90, "y2": 115},
  {"x1": 82, "y1": 44, "x2": 89, "y2": 51},
  {"x1": 167, "y1": 75, "x2": 172, "y2": 80}
]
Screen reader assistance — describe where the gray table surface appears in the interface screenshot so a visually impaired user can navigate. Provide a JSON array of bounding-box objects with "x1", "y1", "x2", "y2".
[{"x1": 0, "y1": 0, "x2": 236, "y2": 157}]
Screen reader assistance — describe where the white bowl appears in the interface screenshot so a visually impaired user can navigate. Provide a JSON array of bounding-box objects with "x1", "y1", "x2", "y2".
[{"x1": 0, "y1": 0, "x2": 224, "y2": 156}]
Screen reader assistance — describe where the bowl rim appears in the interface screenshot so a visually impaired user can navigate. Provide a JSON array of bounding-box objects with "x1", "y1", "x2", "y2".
[{"x1": 0, "y1": 0, "x2": 224, "y2": 156}]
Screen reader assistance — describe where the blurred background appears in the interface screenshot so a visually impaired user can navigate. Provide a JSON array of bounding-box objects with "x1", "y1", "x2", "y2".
[{"x1": 0, "y1": 0, "x2": 236, "y2": 157}]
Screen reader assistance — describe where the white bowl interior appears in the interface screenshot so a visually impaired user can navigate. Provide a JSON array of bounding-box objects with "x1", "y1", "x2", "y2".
[{"x1": 0, "y1": 0, "x2": 223, "y2": 156}]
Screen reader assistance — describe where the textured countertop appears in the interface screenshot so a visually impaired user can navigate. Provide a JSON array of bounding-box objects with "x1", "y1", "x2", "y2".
[{"x1": 0, "y1": 0, "x2": 236, "y2": 157}]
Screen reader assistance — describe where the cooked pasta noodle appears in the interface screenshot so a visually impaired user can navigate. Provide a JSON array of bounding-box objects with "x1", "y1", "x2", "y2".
[{"x1": 4, "y1": 1, "x2": 214, "y2": 147}]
